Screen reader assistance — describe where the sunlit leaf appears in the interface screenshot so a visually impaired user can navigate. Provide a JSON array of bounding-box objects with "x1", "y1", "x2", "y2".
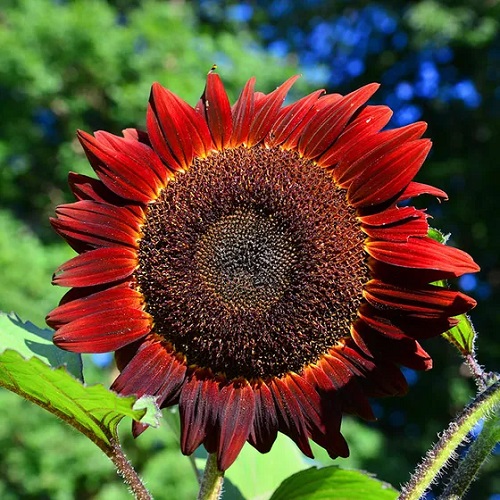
[
  {"x1": 0, "y1": 311, "x2": 82, "y2": 379},
  {"x1": 270, "y1": 466, "x2": 398, "y2": 500},
  {"x1": 0, "y1": 312, "x2": 161, "y2": 453},
  {"x1": 442, "y1": 313, "x2": 477, "y2": 356},
  {"x1": 0, "y1": 349, "x2": 160, "y2": 451}
]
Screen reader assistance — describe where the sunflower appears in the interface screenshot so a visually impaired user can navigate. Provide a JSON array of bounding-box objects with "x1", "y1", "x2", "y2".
[{"x1": 47, "y1": 70, "x2": 479, "y2": 471}]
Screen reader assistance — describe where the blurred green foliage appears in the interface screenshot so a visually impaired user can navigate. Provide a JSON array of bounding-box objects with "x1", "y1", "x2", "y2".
[
  {"x1": 0, "y1": 0, "x2": 499, "y2": 498},
  {"x1": 0, "y1": 0, "x2": 301, "y2": 237},
  {"x1": 0, "y1": 210, "x2": 73, "y2": 326}
]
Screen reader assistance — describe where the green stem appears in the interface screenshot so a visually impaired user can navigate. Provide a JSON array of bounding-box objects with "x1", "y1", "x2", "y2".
[
  {"x1": 439, "y1": 415, "x2": 500, "y2": 499},
  {"x1": 399, "y1": 380, "x2": 500, "y2": 500},
  {"x1": 107, "y1": 439, "x2": 153, "y2": 500},
  {"x1": 197, "y1": 453, "x2": 225, "y2": 500},
  {"x1": 190, "y1": 454, "x2": 202, "y2": 484}
]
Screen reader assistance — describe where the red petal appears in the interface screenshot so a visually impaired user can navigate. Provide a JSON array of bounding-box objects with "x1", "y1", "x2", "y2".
[
  {"x1": 147, "y1": 83, "x2": 213, "y2": 170},
  {"x1": 286, "y1": 373, "x2": 347, "y2": 458},
  {"x1": 78, "y1": 130, "x2": 164, "y2": 203},
  {"x1": 298, "y1": 83, "x2": 380, "y2": 160},
  {"x1": 179, "y1": 375, "x2": 219, "y2": 455},
  {"x1": 360, "y1": 207, "x2": 430, "y2": 241},
  {"x1": 247, "y1": 75, "x2": 301, "y2": 147},
  {"x1": 359, "y1": 206, "x2": 425, "y2": 226},
  {"x1": 122, "y1": 128, "x2": 151, "y2": 146},
  {"x1": 281, "y1": 94, "x2": 342, "y2": 150},
  {"x1": 94, "y1": 130, "x2": 171, "y2": 191},
  {"x1": 112, "y1": 341, "x2": 187, "y2": 408},
  {"x1": 303, "y1": 363, "x2": 337, "y2": 393},
  {"x1": 51, "y1": 200, "x2": 142, "y2": 250},
  {"x1": 363, "y1": 279, "x2": 476, "y2": 318},
  {"x1": 318, "y1": 105, "x2": 393, "y2": 167},
  {"x1": 200, "y1": 72, "x2": 233, "y2": 150},
  {"x1": 67, "y1": 173, "x2": 144, "y2": 223},
  {"x1": 53, "y1": 308, "x2": 151, "y2": 353},
  {"x1": 230, "y1": 77, "x2": 256, "y2": 147},
  {"x1": 351, "y1": 321, "x2": 432, "y2": 371},
  {"x1": 300, "y1": 366, "x2": 350, "y2": 457},
  {"x1": 248, "y1": 382, "x2": 278, "y2": 453},
  {"x1": 286, "y1": 373, "x2": 325, "y2": 434},
  {"x1": 369, "y1": 259, "x2": 447, "y2": 286},
  {"x1": 359, "y1": 363, "x2": 410, "y2": 397},
  {"x1": 68, "y1": 173, "x2": 118, "y2": 203},
  {"x1": 139, "y1": 351, "x2": 190, "y2": 437},
  {"x1": 358, "y1": 302, "x2": 459, "y2": 341},
  {"x1": 397, "y1": 181, "x2": 448, "y2": 202},
  {"x1": 348, "y1": 139, "x2": 432, "y2": 207},
  {"x1": 320, "y1": 353, "x2": 374, "y2": 420},
  {"x1": 52, "y1": 247, "x2": 137, "y2": 287},
  {"x1": 216, "y1": 382, "x2": 255, "y2": 470},
  {"x1": 334, "y1": 122, "x2": 428, "y2": 188},
  {"x1": 269, "y1": 377, "x2": 313, "y2": 458},
  {"x1": 335, "y1": 341, "x2": 409, "y2": 396},
  {"x1": 114, "y1": 338, "x2": 145, "y2": 372},
  {"x1": 366, "y1": 237, "x2": 480, "y2": 276},
  {"x1": 47, "y1": 283, "x2": 143, "y2": 328},
  {"x1": 265, "y1": 89, "x2": 325, "y2": 148}
]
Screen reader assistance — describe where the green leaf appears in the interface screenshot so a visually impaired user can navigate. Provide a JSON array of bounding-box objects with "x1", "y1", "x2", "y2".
[
  {"x1": 442, "y1": 313, "x2": 477, "y2": 356},
  {"x1": 0, "y1": 349, "x2": 160, "y2": 451},
  {"x1": 270, "y1": 466, "x2": 398, "y2": 500},
  {"x1": 0, "y1": 311, "x2": 82, "y2": 379},
  {"x1": 428, "y1": 227, "x2": 450, "y2": 245}
]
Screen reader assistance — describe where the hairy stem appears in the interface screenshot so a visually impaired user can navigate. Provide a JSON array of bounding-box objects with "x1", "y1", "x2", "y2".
[
  {"x1": 439, "y1": 415, "x2": 500, "y2": 499},
  {"x1": 198, "y1": 453, "x2": 225, "y2": 500},
  {"x1": 399, "y1": 380, "x2": 500, "y2": 500},
  {"x1": 107, "y1": 439, "x2": 153, "y2": 500}
]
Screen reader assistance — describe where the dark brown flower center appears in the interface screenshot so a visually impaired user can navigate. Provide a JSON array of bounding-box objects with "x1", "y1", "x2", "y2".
[
  {"x1": 137, "y1": 146, "x2": 369, "y2": 380},
  {"x1": 195, "y1": 209, "x2": 296, "y2": 311}
]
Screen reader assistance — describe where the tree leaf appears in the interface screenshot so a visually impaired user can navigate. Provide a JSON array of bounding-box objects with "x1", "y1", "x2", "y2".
[
  {"x1": 270, "y1": 466, "x2": 398, "y2": 500},
  {"x1": 0, "y1": 311, "x2": 82, "y2": 379}
]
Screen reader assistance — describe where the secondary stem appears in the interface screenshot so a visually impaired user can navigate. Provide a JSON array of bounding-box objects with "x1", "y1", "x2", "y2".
[
  {"x1": 399, "y1": 380, "x2": 500, "y2": 500},
  {"x1": 108, "y1": 439, "x2": 153, "y2": 500},
  {"x1": 439, "y1": 415, "x2": 500, "y2": 499},
  {"x1": 197, "y1": 453, "x2": 225, "y2": 500}
]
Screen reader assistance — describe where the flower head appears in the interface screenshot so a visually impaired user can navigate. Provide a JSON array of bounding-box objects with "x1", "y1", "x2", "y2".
[{"x1": 47, "y1": 70, "x2": 479, "y2": 470}]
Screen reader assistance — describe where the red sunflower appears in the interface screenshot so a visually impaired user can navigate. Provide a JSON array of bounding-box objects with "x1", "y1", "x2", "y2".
[{"x1": 47, "y1": 70, "x2": 479, "y2": 471}]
